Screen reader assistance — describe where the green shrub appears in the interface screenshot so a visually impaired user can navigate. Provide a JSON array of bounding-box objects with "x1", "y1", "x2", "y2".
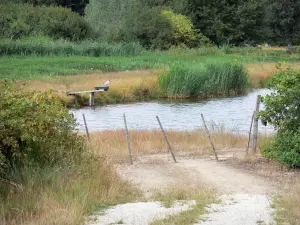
[
  {"x1": 0, "y1": 4, "x2": 93, "y2": 41},
  {"x1": 260, "y1": 67, "x2": 300, "y2": 167},
  {"x1": 0, "y1": 37, "x2": 143, "y2": 56},
  {"x1": 262, "y1": 130, "x2": 300, "y2": 168},
  {"x1": 160, "y1": 10, "x2": 198, "y2": 48},
  {"x1": 0, "y1": 80, "x2": 85, "y2": 176},
  {"x1": 158, "y1": 61, "x2": 249, "y2": 97}
]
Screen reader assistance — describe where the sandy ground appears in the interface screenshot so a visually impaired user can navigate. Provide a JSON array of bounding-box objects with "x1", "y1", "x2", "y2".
[
  {"x1": 117, "y1": 154, "x2": 277, "y2": 195},
  {"x1": 88, "y1": 153, "x2": 279, "y2": 225},
  {"x1": 88, "y1": 201, "x2": 196, "y2": 225}
]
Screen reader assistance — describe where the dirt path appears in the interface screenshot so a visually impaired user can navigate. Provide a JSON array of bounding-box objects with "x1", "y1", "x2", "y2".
[
  {"x1": 117, "y1": 154, "x2": 278, "y2": 195},
  {"x1": 114, "y1": 154, "x2": 278, "y2": 225},
  {"x1": 89, "y1": 154, "x2": 279, "y2": 225}
]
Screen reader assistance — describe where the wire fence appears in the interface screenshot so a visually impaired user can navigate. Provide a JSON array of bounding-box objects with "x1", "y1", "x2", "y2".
[{"x1": 72, "y1": 112, "x2": 274, "y2": 135}]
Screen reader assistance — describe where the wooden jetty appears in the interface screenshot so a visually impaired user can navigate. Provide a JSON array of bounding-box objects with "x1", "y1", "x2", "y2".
[{"x1": 68, "y1": 86, "x2": 109, "y2": 106}]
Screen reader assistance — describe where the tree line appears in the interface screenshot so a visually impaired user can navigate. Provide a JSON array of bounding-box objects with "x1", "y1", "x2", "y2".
[{"x1": 2, "y1": 0, "x2": 300, "y2": 48}]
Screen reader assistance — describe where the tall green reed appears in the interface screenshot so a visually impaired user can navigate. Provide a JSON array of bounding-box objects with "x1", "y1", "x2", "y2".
[
  {"x1": 158, "y1": 61, "x2": 249, "y2": 98},
  {"x1": 0, "y1": 38, "x2": 143, "y2": 57}
]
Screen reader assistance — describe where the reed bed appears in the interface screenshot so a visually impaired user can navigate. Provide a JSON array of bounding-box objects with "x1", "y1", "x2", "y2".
[
  {"x1": 0, "y1": 38, "x2": 143, "y2": 57},
  {"x1": 158, "y1": 62, "x2": 249, "y2": 98}
]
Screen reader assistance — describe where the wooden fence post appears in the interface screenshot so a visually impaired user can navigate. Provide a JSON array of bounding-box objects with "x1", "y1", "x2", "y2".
[
  {"x1": 201, "y1": 114, "x2": 218, "y2": 161},
  {"x1": 82, "y1": 113, "x2": 91, "y2": 143},
  {"x1": 89, "y1": 92, "x2": 95, "y2": 107},
  {"x1": 123, "y1": 114, "x2": 133, "y2": 165},
  {"x1": 156, "y1": 116, "x2": 177, "y2": 163},
  {"x1": 246, "y1": 111, "x2": 255, "y2": 153},
  {"x1": 252, "y1": 95, "x2": 261, "y2": 152}
]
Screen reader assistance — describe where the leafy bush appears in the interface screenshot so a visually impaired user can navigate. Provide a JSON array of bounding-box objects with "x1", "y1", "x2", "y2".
[
  {"x1": 0, "y1": 37, "x2": 143, "y2": 56},
  {"x1": 0, "y1": 81, "x2": 85, "y2": 176},
  {"x1": 160, "y1": 10, "x2": 198, "y2": 48},
  {"x1": 263, "y1": 130, "x2": 300, "y2": 168},
  {"x1": 158, "y1": 61, "x2": 249, "y2": 97},
  {"x1": 0, "y1": 4, "x2": 93, "y2": 41},
  {"x1": 260, "y1": 67, "x2": 300, "y2": 167}
]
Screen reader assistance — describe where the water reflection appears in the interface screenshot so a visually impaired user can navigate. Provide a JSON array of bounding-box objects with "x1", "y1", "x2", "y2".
[{"x1": 71, "y1": 89, "x2": 275, "y2": 134}]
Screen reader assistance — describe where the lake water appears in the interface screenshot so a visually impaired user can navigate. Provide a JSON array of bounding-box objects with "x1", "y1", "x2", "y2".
[{"x1": 71, "y1": 89, "x2": 275, "y2": 134}]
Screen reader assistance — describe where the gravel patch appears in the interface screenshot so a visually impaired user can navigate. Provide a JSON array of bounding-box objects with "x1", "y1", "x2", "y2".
[
  {"x1": 87, "y1": 201, "x2": 196, "y2": 225},
  {"x1": 196, "y1": 194, "x2": 275, "y2": 225}
]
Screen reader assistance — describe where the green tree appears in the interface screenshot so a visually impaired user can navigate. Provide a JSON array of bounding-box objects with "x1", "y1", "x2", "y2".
[
  {"x1": 190, "y1": 0, "x2": 266, "y2": 45},
  {"x1": 85, "y1": 0, "x2": 133, "y2": 41},
  {"x1": 266, "y1": 0, "x2": 300, "y2": 45},
  {"x1": 260, "y1": 66, "x2": 300, "y2": 167}
]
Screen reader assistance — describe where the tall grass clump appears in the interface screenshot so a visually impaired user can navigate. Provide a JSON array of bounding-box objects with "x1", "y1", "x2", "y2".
[
  {"x1": 158, "y1": 61, "x2": 249, "y2": 98},
  {"x1": 0, "y1": 38, "x2": 143, "y2": 57}
]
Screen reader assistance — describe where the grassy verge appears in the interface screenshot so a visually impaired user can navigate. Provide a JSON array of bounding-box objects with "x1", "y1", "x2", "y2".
[
  {"x1": 274, "y1": 181, "x2": 300, "y2": 225},
  {"x1": 0, "y1": 154, "x2": 140, "y2": 225},
  {"x1": 151, "y1": 187, "x2": 216, "y2": 225},
  {"x1": 89, "y1": 130, "x2": 250, "y2": 163}
]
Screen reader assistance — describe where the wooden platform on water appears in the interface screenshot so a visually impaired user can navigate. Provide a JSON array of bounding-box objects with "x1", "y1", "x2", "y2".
[{"x1": 68, "y1": 87, "x2": 109, "y2": 106}]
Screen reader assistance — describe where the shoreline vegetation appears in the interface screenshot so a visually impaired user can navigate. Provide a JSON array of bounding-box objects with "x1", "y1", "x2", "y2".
[{"x1": 11, "y1": 60, "x2": 300, "y2": 107}]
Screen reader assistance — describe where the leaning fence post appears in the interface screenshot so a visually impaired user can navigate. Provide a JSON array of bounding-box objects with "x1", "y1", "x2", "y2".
[
  {"x1": 123, "y1": 114, "x2": 133, "y2": 165},
  {"x1": 156, "y1": 116, "x2": 177, "y2": 163},
  {"x1": 246, "y1": 111, "x2": 255, "y2": 153},
  {"x1": 82, "y1": 113, "x2": 91, "y2": 143},
  {"x1": 201, "y1": 114, "x2": 218, "y2": 161},
  {"x1": 252, "y1": 95, "x2": 261, "y2": 152}
]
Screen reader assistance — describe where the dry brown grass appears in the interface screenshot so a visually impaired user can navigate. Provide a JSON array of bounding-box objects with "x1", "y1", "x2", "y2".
[
  {"x1": 246, "y1": 62, "x2": 300, "y2": 87},
  {"x1": 23, "y1": 70, "x2": 161, "y2": 105},
  {"x1": 89, "y1": 130, "x2": 248, "y2": 163},
  {"x1": 0, "y1": 158, "x2": 140, "y2": 225},
  {"x1": 275, "y1": 180, "x2": 300, "y2": 225}
]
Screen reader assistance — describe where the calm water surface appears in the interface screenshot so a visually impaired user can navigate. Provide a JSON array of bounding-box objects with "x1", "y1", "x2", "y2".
[{"x1": 71, "y1": 89, "x2": 274, "y2": 134}]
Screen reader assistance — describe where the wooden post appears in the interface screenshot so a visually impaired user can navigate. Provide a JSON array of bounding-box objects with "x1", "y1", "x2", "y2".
[
  {"x1": 123, "y1": 114, "x2": 133, "y2": 165},
  {"x1": 156, "y1": 116, "x2": 177, "y2": 163},
  {"x1": 252, "y1": 95, "x2": 261, "y2": 152},
  {"x1": 201, "y1": 114, "x2": 218, "y2": 161},
  {"x1": 89, "y1": 92, "x2": 95, "y2": 107},
  {"x1": 246, "y1": 111, "x2": 255, "y2": 153},
  {"x1": 82, "y1": 113, "x2": 91, "y2": 143}
]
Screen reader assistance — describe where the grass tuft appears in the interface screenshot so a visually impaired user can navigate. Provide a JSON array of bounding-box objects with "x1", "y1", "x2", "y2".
[{"x1": 151, "y1": 187, "x2": 216, "y2": 225}]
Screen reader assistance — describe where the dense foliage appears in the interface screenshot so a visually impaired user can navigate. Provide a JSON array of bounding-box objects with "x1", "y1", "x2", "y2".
[
  {"x1": 2, "y1": 0, "x2": 300, "y2": 47},
  {"x1": 260, "y1": 67, "x2": 300, "y2": 167},
  {"x1": 158, "y1": 61, "x2": 249, "y2": 97},
  {"x1": 85, "y1": 0, "x2": 201, "y2": 49},
  {"x1": 1, "y1": 0, "x2": 89, "y2": 15},
  {"x1": 0, "y1": 4, "x2": 93, "y2": 41},
  {"x1": 189, "y1": 0, "x2": 266, "y2": 46},
  {"x1": 0, "y1": 81, "x2": 85, "y2": 176}
]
